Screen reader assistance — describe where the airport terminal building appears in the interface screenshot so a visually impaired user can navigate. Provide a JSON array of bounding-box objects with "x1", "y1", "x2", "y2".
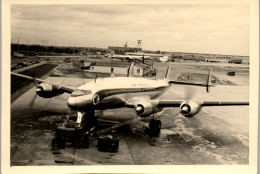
[{"x1": 86, "y1": 61, "x2": 154, "y2": 77}]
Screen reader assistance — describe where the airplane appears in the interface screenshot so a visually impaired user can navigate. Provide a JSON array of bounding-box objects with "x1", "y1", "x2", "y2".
[
  {"x1": 11, "y1": 62, "x2": 249, "y2": 139},
  {"x1": 108, "y1": 54, "x2": 151, "y2": 61}
]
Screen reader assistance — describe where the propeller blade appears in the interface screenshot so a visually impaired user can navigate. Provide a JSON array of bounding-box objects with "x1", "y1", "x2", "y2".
[
  {"x1": 35, "y1": 88, "x2": 42, "y2": 92},
  {"x1": 28, "y1": 93, "x2": 37, "y2": 109},
  {"x1": 183, "y1": 86, "x2": 194, "y2": 100},
  {"x1": 33, "y1": 78, "x2": 39, "y2": 88}
]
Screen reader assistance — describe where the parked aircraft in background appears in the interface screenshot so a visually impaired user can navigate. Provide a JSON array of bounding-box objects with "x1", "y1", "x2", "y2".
[{"x1": 108, "y1": 54, "x2": 151, "y2": 61}]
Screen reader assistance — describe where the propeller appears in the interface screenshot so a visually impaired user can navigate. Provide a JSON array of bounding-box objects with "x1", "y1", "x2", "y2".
[
  {"x1": 28, "y1": 92, "x2": 37, "y2": 109},
  {"x1": 28, "y1": 78, "x2": 40, "y2": 109},
  {"x1": 180, "y1": 104, "x2": 190, "y2": 114},
  {"x1": 183, "y1": 85, "x2": 195, "y2": 100},
  {"x1": 135, "y1": 105, "x2": 144, "y2": 114},
  {"x1": 181, "y1": 85, "x2": 195, "y2": 116}
]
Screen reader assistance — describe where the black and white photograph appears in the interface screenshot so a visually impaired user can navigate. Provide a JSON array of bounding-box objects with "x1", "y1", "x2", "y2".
[{"x1": 2, "y1": 0, "x2": 259, "y2": 173}]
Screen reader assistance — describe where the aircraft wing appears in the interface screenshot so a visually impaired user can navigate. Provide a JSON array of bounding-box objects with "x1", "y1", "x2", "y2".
[
  {"x1": 11, "y1": 72, "x2": 75, "y2": 94},
  {"x1": 155, "y1": 100, "x2": 249, "y2": 107},
  {"x1": 11, "y1": 72, "x2": 46, "y2": 83},
  {"x1": 125, "y1": 98, "x2": 249, "y2": 108}
]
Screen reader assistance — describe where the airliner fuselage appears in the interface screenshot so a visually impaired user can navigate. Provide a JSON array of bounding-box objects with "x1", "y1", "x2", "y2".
[{"x1": 67, "y1": 77, "x2": 169, "y2": 111}]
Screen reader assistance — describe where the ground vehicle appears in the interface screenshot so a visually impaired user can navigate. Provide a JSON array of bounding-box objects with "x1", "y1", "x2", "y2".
[
  {"x1": 227, "y1": 71, "x2": 236, "y2": 76},
  {"x1": 51, "y1": 121, "x2": 89, "y2": 149},
  {"x1": 14, "y1": 52, "x2": 25, "y2": 58}
]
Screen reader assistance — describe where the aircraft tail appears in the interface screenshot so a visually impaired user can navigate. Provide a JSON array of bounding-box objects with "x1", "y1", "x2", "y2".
[
  {"x1": 166, "y1": 67, "x2": 213, "y2": 93},
  {"x1": 164, "y1": 65, "x2": 172, "y2": 80},
  {"x1": 127, "y1": 62, "x2": 135, "y2": 77},
  {"x1": 206, "y1": 68, "x2": 212, "y2": 92}
]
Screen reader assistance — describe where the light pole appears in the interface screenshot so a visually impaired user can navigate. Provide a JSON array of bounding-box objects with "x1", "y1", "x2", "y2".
[
  {"x1": 53, "y1": 42, "x2": 55, "y2": 56},
  {"x1": 27, "y1": 40, "x2": 29, "y2": 56},
  {"x1": 68, "y1": 42, "x2": 70, "y2": 55},
  {"x1": 17, "y1": 37, "x2": 20, "y2": 53},
  {"x1": 73, "y1": 43, "x2": 76, "y2": 56},
  {"x1": 45, "y1": 40, "x2": 49, "y2": 56},
  {"x1": 42, "y1": 40, "x2": 44, "y2": 56}
]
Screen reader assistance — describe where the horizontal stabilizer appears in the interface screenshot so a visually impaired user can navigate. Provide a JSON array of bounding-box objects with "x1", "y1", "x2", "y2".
[{"x1": 168, "y1": 80, "x2": 214, "y2": 87}]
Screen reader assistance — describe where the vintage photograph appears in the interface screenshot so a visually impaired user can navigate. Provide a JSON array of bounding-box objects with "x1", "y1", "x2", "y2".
[{"x1": 2, "y1": 1, "x2": 259, "y2": 173}]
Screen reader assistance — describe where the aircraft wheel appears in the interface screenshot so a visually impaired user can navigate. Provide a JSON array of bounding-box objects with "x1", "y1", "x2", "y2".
[
  {"x1": 149, "y1": 119, "x2": 161, "y2": 137},
  {"x1": 82, "y1": 137, "x2": 89, "y2": 148},
  {"x1": 155, "y1": 120, "x2": 161, "y2": 130},
  {"x1": 149, "y1": 119, "x2": 156, "y2": 129},
  {"x1": 51, "y1": 138, "x2": 59, "y2": 149},
  {"x1": 73, "y1": 137, "x2": 82, "y2": 148},
  {"x1": 58, "y1": 139, "x2": 65, "y2": 149}
]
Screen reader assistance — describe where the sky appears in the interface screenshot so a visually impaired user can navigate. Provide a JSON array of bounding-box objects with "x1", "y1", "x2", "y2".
[{"x1": 11, "y1": 4, "x2": 249, "y2": 56}]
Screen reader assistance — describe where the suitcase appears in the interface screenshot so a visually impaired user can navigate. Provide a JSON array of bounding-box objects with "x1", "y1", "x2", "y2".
[{"x1": 98, "y1": 135, "x2": 119, "y2": 152}]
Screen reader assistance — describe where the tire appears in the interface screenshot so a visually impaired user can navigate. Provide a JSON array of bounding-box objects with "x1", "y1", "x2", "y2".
[
  {"x1": 149, "y1": 119, "x2": 156, "y2": 130},
  {"x1": 82, "y1": 137, "x2": 89, "y2": 148},
  {"x1": 155, "y1": 120, "x2": 161, "y2": 130},
  {"x1": 73, "y1": 137, "x2": 82, "y2": 148},
  {"x1": 149, "y1": 119, "x2": 161, "y2": 137},
  {"x1": 51, "y1": 138, "x2": 59, "y2": 149},
  {"x1": 58, "y1": 139, "x2": 65, "y2": 149}
]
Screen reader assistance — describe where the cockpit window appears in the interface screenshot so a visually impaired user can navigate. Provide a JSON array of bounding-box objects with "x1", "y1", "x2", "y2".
[{"x1": 71, "y1": 89, "x2": 92, "y2": 97}]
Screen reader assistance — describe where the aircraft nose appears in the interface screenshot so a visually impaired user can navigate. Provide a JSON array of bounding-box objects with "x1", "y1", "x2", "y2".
[{"x1": 67, "y1": 97, "x2": 78, "y2": 110}]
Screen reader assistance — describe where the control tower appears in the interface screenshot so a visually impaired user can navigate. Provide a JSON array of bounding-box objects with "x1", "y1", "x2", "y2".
[{"x1": 137, "y1": 40, "x2": 142, "y2": 49}]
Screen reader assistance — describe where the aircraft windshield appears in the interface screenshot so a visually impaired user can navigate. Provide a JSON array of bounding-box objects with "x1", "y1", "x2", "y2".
[{"x1": 71, "y1": 89, "x2": 92, "y2": 97}]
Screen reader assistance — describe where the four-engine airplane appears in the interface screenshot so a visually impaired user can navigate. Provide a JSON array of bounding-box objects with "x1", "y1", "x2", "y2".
[{"x1": 11, "y1": 63, "x2": 249, "y2": 137}]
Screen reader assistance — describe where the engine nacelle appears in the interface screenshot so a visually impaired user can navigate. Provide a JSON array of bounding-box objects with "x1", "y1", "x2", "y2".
[
  {"x1": 135, "y1": 100, "x2": 162, "y2": 117},
  {"x1": 36, "y1": 83, "x2": 63, "y2": 98},
  {"x1": 180, "y1": 100, "x2": 201, "y2": 117}
]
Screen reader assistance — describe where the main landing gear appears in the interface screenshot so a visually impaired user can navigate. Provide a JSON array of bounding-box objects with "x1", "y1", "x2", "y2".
[{"x1": 148, "y1": 119, "x2": 161, "y2": 137}]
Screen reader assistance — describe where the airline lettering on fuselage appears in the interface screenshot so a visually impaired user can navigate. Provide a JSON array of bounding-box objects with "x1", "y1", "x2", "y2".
[{"x1": 131, "y1": 84, "x2": 149, "y2": 87}]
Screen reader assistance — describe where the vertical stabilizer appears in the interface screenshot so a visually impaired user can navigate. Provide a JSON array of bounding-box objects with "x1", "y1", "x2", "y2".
[
  {"x1": 127, "y1": 62, "x2": 135, "y2": 77},
  {"x1": 206, "y1": 68, "x2": 212, "y2": 92},
  {"x1": 164, "y1": 65, "x2": 172, "y2": 80}
]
